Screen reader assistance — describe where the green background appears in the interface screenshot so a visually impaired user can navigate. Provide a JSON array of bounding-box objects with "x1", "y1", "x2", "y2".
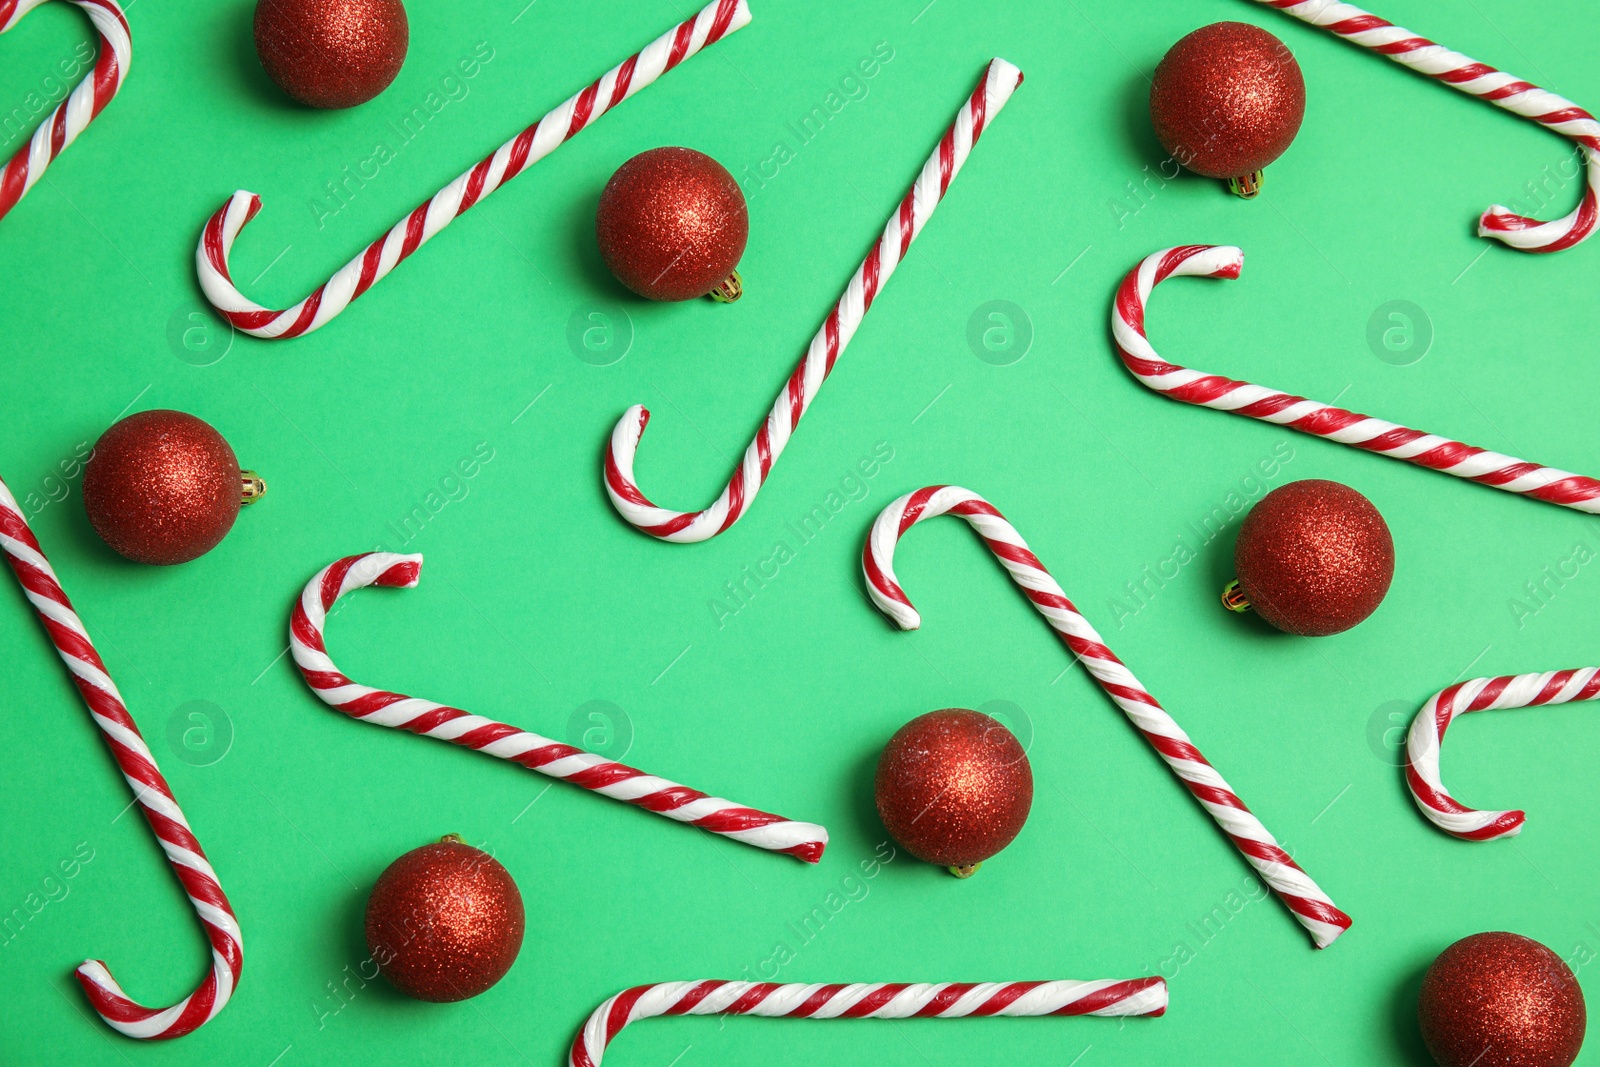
[{"x1": 3, "y1": 0, "x2": 1599, "y2": 1063}]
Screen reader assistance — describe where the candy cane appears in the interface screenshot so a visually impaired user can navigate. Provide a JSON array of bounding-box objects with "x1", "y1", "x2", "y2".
[
  {"x1": 864, "y1": 485, "x2": 1351, "y2": 949},
  {"x1": 605, "y1": 58, "x2": 1022, "y2": 543},
  {"x1": 569, "y1": 978, "x2": 1167, "y2": 1066},
  {"x1": 1406, "y1": 667, "x2": 1600, "y2": 840},
  {"x1": 196, "y1": 0, "x2": 750, "y2": 339},
  {"x1": 291, "y1": 552, "x2": 827, "y2": 861},
  {"x1": 1251, "y1": 0, "x2": 1599, "y2": 253},
  {"x1": 1115, "y1": 244, "x2": 1600, "y2": 512},
  {"x1": 0, "y1": 477, "x2": 240, "y2": 1039},
  {"x1": 0, "y1": 0, "x2": 130, "y2": 222}
]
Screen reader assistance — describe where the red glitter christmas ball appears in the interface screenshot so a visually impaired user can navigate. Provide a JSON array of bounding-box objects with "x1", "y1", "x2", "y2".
[
  {"x1": 1419, "y1": 932, "x2": 1585, "y2": 1067},
  {"x1": 82, "y1": 410, "x2": 261, "y2": 566},
  {"x1": 1229, "y1": 479, "x2": 1393, "y2": 636},
  {"x1": 874, "y1": 709, "x2": 1033, "y2": 876},
  {"x1": 254, "y1": 0, "x2": 409, "y2": 110},
  {"x1": 365, "y1": 835, "x2": 525, "y2": 1002},
  {"x1": 1149, "y1": 22, "x2": 1305, "y2": 186},
  {"x1": 595, "y1": 147, "x2": 748, "y2": 302}
]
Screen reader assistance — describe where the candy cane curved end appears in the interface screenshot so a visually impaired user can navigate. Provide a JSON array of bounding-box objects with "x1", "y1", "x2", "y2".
[
  {"x1": 1480, "y1": 146, "x2": 1600, "y2": 253},
  {"x1": 603, "y1": 58, "x2": 1024, "y2": 543},
  {"x1": 75, "y1": 939, "x2": 243, "y2": 1040},
  {"x1": 568, "y1": 979, "x2": 1167, "y2": 1067},
  {"x1": 291, "y1": 552, "x2": 827, "y2": 862},
  {"x1": 1114, "y1": 244, "x2": 1600, "y2": 512},
  {"x1": 195, "y1": 191, "x2": 273, "y2": 333},
  {"x1": 0, "y1": 0, "x2": 132, "y2": 223},
  {"x1": 1256, "y1": 0, "x2": 1600, "y2": 253},
  {"x1": 194, "y1": 0, "x2": 753, "y2": 339},
  {"x1": 1404, "y1": 668, "x2": 1600, "y2": 840},
  {"x1": 863, "y1": 485, "x2": 1350, "y2": 949}
]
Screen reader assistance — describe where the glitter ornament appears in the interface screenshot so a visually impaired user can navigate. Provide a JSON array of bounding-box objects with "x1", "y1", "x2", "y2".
[
  {"x1": 595, "y1": 147, "x2": 748, "y2": 302},
  {"x1": 1149, "y1": 22, "x2": 1305, "y2": 198},
  {"x1": 82, "y1": 410, "x2": 264, "y2": 566},
  {"x1": 365, "y1": 835, "x2": 525, "y2": 1002},
  {"x1": 253, "y1": 0, "x2": 408, "y2": 110},
  {"x1": 1419, "y1": 932, "x2": 1585, "y2": 1067},
  {"x1": 1224, "y1": 479, "x2": 1393, "y2": 636},
  {"x1": 874, "y1": 709, "x2": 1032, "y2": 877}
]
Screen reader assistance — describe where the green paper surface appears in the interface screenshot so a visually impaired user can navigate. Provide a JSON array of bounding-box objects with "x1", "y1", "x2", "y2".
[{"x1": 3, "y1": 0, "x2": 1600, "y2": 1063}]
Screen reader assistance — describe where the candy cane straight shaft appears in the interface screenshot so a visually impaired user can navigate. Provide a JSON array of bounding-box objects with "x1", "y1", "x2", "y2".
[
  {"x1": 0, "y1": 0, "x2": 131, "y2": 222},
  {"x1": 1252, "y1": 0, "x2": 1599, "y2": 252},
  {"x1": 196, "y1": 0, "x2": 750, "y2": 338},
  {"x1": 291, "y1": 553, "x2": 827, "y2": 861},
  {"x1": 605, "y1": 58, "x2": 1022, "y2": 542},
  {"x1": 1115, "y1": 245, "x2": 1600, "y2": 512},
  {"x1": 0, "y1": 478, "x2": 241, "y2": 1039},
  {"x1": 864, "y1": 486, "x2": 1351, "y2": 949},
  {"x1": 570, "y1": 979, "x2": 1167, "y2": 1066},
  {"x1": 1407, "y1": 667, "x2": 1600, "y2": 840}
]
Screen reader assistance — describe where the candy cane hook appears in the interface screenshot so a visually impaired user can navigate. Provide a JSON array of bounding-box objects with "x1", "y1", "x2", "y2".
[
  {"x1": 605, "y1": 58, "x2": 1022, "y2": 543},
  {"x1": 196, "y1": 0, "x2": 750, "y2": 339},
  {"x1": 569, "y1": 978, "x2": 1167, "y2": 1066},
  {"x1": 0, "y1": 0, "x2": 130, "y2": 222},
  {"x1": 0, "y1": 477, "x2": 241, "y2": 1039},
  {"x1": 1406, "y1": 667, "x2": 1600, "y2": 840},
  {"x1": 1114, "y1": 244, "x2": 1600, "y2": 512},
  {"x1": 291, "y1": 553, "x2": 828, "y2": 861},
  {"x1": 864, "y1": 485, "x2": 1351, "y2": 949},
  {"x1": 1251, "y1": 0, "x2": 1600, "y2": 253}
]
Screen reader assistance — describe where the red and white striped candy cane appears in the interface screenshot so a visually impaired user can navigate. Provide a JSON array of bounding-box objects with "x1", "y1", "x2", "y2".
[
  {"x1": 864, "y1": 486, "x2": 1351, "y2": 949},
  {"x1": 0, "y1": 0, "x2": 130, "y2": 222},
  {"x1": 196, "y1": 0, "x2": 750, "y2": 339},
  {"x1": 291, "y1": 552, "x2": 827, "y2": 861},
  {"x1": 1114, "y1": 244, "x2": 1600, "y2": 512},
  {"x1": 1406, "y1": 667, "x2": 1600, "y2": 841},
  {"x1": 1252, "y1": 0, "x2": 1599, "y2": 253},
  {"x1": 605, "y1": 58, "x2": 1023, "y2": 543},
  {"x1": 569, "y1": 978, "x2": 1167, "y2": 1066},
  {"x1": 0, "y1": 477, "x2": 241, "y2": 1039}
]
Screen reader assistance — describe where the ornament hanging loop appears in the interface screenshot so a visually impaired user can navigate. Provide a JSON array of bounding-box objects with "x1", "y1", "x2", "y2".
[
  {"x1": 708, "y1": 270, "x2": 743, "y2": 303},
  {"x1": 1227, "y1": 171, "x2": 1264, "y2": 199},
  {"x1": 240, "y1": 471, "x2": 267, "y2": 504}
]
